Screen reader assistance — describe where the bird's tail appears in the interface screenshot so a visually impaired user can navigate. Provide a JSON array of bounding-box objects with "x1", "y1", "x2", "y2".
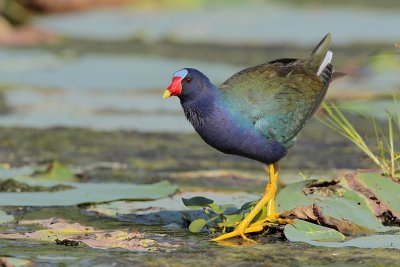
[{"x1": 304, "y1": 33, "x2": 332, "y2": 76}]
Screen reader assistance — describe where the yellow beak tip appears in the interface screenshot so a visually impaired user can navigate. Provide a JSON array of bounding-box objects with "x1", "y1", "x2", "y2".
[{"x1": 163, "y1": 90, "x2": 171, "y2": 99}]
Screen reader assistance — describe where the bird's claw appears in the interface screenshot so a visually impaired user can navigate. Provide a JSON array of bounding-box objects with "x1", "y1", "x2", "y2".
[
  {"x1": 212, "y1": 213, "x2": 292, "y2": 243},
  {"x1": 250, "y1": 213, "x2": 293, "y2": 228},
  {"x1": 212, "y1": 220, "x2": 268, "y2": 242},
  {"x1": 212, "y1": 227, "x2": 260, "y2": 243}
]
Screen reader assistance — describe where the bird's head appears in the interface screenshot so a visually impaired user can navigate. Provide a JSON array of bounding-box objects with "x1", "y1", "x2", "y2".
[{"x1": 163, "y1": 68, "x2": 213, "y2": 102}]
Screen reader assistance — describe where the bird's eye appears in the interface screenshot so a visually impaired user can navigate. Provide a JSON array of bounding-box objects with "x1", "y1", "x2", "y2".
[{"x1": 185, "y1": 78, "x2": 192, "y2": 83}]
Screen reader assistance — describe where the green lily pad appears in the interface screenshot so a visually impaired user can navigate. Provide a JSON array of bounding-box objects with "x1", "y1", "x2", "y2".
[
  {"x1": 276, "y1": 180, "x2": 315, "y2": 212},
  {"x1": 284, "y1": 220, "x2": 345, "y2": 242},
  {"x1": 316, "y1": 190, "x2": 389, "y2": 233},
  {"x1": 277, "y1": 178, "x2": 392, "y2": 234},
  {"x1": 0, "y1": 180, "x2": 178, "y2": 206},
  {"x1": 285, "y1": 220, "x2": 400, "y2": 249},
  {"x1": 355, "y1": 172, "x2": 400, "y2": 217}
]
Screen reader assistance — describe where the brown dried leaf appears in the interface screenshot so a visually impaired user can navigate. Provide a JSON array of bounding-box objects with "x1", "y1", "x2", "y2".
[{"x1": 0, "y1": 218, "x2": 178, "y2": 251}]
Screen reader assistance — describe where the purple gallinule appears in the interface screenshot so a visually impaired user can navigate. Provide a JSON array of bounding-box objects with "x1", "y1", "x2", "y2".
[{"x1": 164, "y1": 33, "x2": 338, "y2": 242}]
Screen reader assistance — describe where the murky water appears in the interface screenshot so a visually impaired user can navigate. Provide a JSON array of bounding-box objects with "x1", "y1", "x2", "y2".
[
  {"x1": 0, "y1": 2, "x2": 398, "y2": 132},
  {"x1": 0, "y1": 49, "x2": 242, "y2": 131},
  {"x1": 0, "y1": 47, "x2": 398, "y2": 131},
  {"x1": 35, "y1": 4, "x2": 400, "y2": 45},
  {"x1": 0, "y1": 3, "x2": 399, "y2": 266},
  {"x1": 0, "y1": 49, "x2": 242, "y2": 90}
]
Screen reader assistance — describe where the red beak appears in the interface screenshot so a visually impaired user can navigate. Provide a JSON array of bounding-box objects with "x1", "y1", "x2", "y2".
[{"x1": 164, "y1": 76, "x2": 183, "y2": 98}]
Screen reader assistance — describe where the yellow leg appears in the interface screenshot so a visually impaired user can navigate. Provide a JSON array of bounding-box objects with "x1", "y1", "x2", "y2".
[
  {"x1": 212, "y1": 163, "x2": 284, "y2": 242},
  {"x1": 248, "y1": 163, "x2": 292, "y2": 229},
  {"x1": 267, "y1": 163, "x2": 278, "y2": 215}
]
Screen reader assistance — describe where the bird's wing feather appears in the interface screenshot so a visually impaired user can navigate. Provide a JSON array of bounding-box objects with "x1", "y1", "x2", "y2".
[{"x1": 218, "y1": 59, "x2": 332, "y2": 147}]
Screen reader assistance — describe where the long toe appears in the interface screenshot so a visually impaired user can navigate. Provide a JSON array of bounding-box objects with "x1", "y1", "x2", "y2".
[
  {"x1": 248, "y1": 213, "x2": 293, "y2": 229},
  {"x1": 212, "y1": 228, "x2": 257, "y2": 243},
  {"x1": 212, "y1": 230, "x2": 241, "y2": 242}
]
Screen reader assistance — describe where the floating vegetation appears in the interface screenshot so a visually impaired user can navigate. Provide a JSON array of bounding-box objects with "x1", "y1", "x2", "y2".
[
  {"x1": 0, "y1": 178, "x2": 75, "y2": 192},
  {"x1": 184, "y1": 171, "x2": 400, "y2": 248}
]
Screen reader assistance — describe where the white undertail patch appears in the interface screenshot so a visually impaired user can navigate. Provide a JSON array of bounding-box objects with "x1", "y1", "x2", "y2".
[{"x1": 317, "y1": 50, "x2": 333, "y2": 76}]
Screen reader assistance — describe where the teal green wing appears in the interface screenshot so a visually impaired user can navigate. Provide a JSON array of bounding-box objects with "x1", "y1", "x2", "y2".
[{"x1": 218, "y1": 34, "x2": 334, "y2": 147}]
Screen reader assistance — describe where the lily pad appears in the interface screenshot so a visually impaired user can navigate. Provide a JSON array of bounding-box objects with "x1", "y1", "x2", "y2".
[
  {"x1": 284, "y1": 220, "x2": 400, "y2": 249},
  {"x1": 0, "y1": 180, "x2": 178, "y2": 206},
  {"x1": 316, "y1": 190, "x2": 389, "y2": 233},
  {"x1": 284, "y1": 220, "x2": 345, "y2": 242},
  {"x1": 277, "y1": 177, "x2": 393, "y2": 234},
  {"x1": 276, "y1": 180, "x2": 315, "y2": 212},
  {"x1": 352, "y1": 172, "x2": 400, "y2": 217}
]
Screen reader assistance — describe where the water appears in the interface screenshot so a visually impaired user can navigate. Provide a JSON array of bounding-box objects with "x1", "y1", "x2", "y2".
[
  {"x1": 0, "y1": 49, "x2": 242, "y2": 91},
  {"x1": 0, "y1": 49, "x2": 242, "y2": 132},
  {"x1": 0, "y1": 3, "x2": 398, "y2": 131},
  {"x1": 35, "y1": 5, "x2": 400, "y2": 45}
]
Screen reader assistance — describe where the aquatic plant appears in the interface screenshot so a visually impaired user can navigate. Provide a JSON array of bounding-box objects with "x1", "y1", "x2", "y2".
[
  {"x1": 320, "y1": 99, "x2": 400, "y2": 180},
  {"x1": 182, "y1": 196, "x2": 263, "y2": 233}
]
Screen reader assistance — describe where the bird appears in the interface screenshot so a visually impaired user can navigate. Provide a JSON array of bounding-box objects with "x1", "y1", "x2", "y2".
[{"x1": 163, "y1": 33, "x2": 339, "y2": 242}]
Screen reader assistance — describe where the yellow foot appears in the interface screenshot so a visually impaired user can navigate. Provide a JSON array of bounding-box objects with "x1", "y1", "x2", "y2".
[
  {"x1": 211, "y1": 224, "x2": 263, "y2": 243},
  {"x1": 249, "y1": 213, "x2": 293, "y2": 229},
  {"x1": 212, "y1": 163, "x2": 290, "y2": 243},
  {"x1": 212, "y1": 214, "x2": 292, "y2": 243}
]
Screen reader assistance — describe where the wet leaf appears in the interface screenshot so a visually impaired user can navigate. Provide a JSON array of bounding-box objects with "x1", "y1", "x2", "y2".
[
  {"x1": 182, "y1": 196, "x2": 214, "y2": 209},
  {"x1": 208, "y1": 203, "x2": 234, "y2": 214},
  {"x1": 0, "y1": 210, "x2": 13, "y2": 223},
  {"x1": 0, "y1": 180, "x2": 178, "y2": 206},
  {"x1": 317, "y1": 190, "x2": 389, "y2": 233},
  {"x1": 284, "y1": 219, "x2": 345, "y2": 242},
  {"x1": 285, "y1": 221, "x2": 400, "y2": 249},
  {"x1": 339, "y1": 235, "x2": 400, "y2": 249},
  {"x1": 354, "y1": 172, "x2": 400, "y2": 217},
  {"x1": 276, "y1": 180, "x2": 315, "y2": 212},
  {"x1": 189, "y1": 218, "x2": 207, "y2": 233},
  {"x1": 277, "y1": 178, "x2": 393, "y2": 234}
]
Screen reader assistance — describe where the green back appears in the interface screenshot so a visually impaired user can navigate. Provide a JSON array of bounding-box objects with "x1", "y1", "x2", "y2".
[{"x1": 218, "y1": 34, "x2": 332, "y2": 147}]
